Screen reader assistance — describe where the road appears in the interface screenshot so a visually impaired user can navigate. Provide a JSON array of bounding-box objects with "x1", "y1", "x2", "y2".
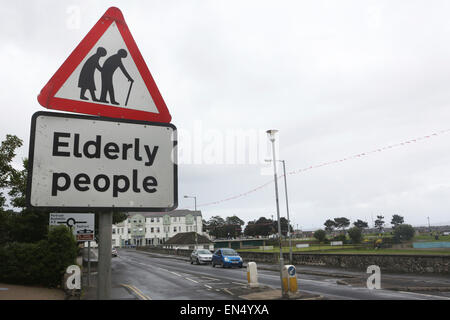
[{"x1": 110, "y1": 249, "x2": 450, "y2": 300}]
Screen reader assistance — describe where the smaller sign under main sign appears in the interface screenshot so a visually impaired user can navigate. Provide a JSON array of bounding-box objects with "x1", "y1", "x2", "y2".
[{"x1": 49, "y1": 213, "x2": 95, "y2": 241}]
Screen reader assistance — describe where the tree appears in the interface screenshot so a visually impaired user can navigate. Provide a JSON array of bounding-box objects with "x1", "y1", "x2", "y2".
[
  {"x1": 347, "y1": 227, "x2": 363, "y2": 244},
  {"x1": 226, "y1": 215, "x2": 244, "y2": 226},
  {"x1": 276, "y1": 217, "x2": 293, "y2": 237},
  {"x1": 374, "y1": 215, "x2": 385, "y2": 233},
  {"x1": 206, "y1": 216, "x2": 226, "y2": 238},
  {"x1": 0, "y1": 135, "x2": 23, "y2": 209},
  {"x1": 353, "y1": 219, "x2": 369, "y2": 229},
  {"x1": 393, "y1": 224, "x2": 415, "y2": 242},
  {"x1": 324, "y1": 219, "x2": 336, "y2": 234},
  {"x1": 225, "y1": 215, "x2": 245, "y2": 238},
  {"x1": 7, "y1": 158, "x2": 27, "y2": 209},
  {"x1": 391, "y1": 215, "x2": 404, "y2": 229},
  {"x1": 334, "y1": 217, "x2": 350, "y2": 234},
  {"x1": 313, "y1": 229, "x2": 327, "y2": 243},
  {"x1": 244, "y1": 217, "x2": 274, "y2": 237}
]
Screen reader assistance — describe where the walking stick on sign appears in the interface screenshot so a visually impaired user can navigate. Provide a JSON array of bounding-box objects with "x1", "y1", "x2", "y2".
[{"x1": 125, "y1": 80, "x2": 134, "y2": 106}]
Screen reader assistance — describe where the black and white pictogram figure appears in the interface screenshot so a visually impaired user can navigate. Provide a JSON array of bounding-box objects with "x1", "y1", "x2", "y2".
[
  {"x1": 99, "y1": 49, "x2": 134, "y2": 105},
  {"x1": 78, "y1": 47, "x2": 107, "y2": 102},
  {"x1": 40, "y1": 8, "x2": 172, "y2": 122}
]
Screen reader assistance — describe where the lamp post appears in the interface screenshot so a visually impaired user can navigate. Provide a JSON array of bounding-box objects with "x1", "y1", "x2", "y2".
[
  {"x1": 266, "y1": 129, "x2": 287, "y2": 298},
  {"x1": 266, "y1": 158, "x2": 293, "y2": 265},
  {"x1": 184, "y1": 195, "x2": 198, "y2": 248}
]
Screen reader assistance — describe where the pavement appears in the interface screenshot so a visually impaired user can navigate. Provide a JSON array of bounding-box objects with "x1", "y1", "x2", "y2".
[
  {"x1": 0, "y1": 283, "x2": 66, "y2": 300},
  {"x1": 0, "y1": 255, "x2": 85, "y2": 300}
]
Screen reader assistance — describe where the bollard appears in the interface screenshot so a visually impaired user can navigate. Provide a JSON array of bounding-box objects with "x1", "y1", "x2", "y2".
[
  {"x1": 247, "y1": 262, "x2": 259, "y2": 288},
  {"x1": 282, "y1": 265, "x2": 298, "y2": 294}
]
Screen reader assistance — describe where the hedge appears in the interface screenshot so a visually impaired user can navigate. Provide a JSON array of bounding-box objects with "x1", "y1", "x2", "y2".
[{"x1": 0, "y1": 225, "x2": 78, "y2": 287}]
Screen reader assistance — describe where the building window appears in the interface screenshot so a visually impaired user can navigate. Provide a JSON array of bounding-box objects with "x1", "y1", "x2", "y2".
[
  {"x1": 174, "y1": 227, "x2": 177, "y2": 232},
  {"x1": 151, "y1": 218, "x2": 154, "y2": 223},
  {"x1": 151, "y1": 227, "x2": 154, "y2": 233},
  {"x1": 157, "y1": 227, "x2": 160, "y2": 233},
  {"x1": 157, "y1": 218, "x2": 160, "y2": 223},
  {"x1": 112, "y1": 228, "x2": 116, "y2": 234}
]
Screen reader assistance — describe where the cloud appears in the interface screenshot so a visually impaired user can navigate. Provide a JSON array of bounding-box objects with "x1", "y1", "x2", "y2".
[{"x1": 1, "y1": 0, "x2": 449, "y2": 229}]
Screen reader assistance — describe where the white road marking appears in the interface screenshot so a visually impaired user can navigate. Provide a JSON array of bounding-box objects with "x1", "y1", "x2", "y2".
[
  {"x1": 397, "y1": 290, "x2": 450, "y2": 300},
  {"x1": 186, "y1": 278, "x2": 199, "y2": 284}
]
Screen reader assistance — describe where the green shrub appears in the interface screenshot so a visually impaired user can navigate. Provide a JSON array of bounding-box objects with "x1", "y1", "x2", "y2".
[
  {"x1": 313, "y1": 229, "x2": 327, "y2": 243},
  {"x1": 347, "y1": 227, "x2": 363, "y2": 244},
  {"x1": 0, "y1": 225, "x2": 77, "y2": 287},
  {"x1": 393, "y1": 224, "x2": 415, "y2": 242},
  {"x1": 331, "y1": 234, "x2": 347, "y2": 242}
]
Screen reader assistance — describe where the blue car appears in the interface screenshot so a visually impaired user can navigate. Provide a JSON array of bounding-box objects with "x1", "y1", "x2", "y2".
[{"x1": 212, "y1": 248, "x2": 243, "y2": 268}]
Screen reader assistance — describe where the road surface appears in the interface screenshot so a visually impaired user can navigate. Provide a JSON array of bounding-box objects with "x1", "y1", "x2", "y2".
[{"x1": 109, "y1": 249, "x2": 450, "y2": 300}]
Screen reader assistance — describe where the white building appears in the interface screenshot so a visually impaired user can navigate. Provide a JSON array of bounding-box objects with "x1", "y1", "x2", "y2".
[{"x1": 112, "y1": 210, "x2": 204, "y2": 247}]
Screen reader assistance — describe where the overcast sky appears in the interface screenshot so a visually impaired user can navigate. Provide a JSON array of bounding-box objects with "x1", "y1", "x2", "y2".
[{"x1": 1, "y1": 0, "x2": 449, "y2": 230}]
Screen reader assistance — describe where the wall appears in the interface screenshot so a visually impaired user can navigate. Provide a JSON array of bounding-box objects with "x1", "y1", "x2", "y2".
[{"x1": 239, "y1": 251, "x2": 450, "y2": 274}]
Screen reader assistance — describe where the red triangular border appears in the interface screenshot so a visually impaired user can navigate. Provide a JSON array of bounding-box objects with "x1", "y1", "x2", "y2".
[{"x1": 37, "y1": 7, "x2": 172, "y2": 123}]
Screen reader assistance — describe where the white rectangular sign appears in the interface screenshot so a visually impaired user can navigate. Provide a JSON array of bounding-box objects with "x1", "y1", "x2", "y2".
[
  {"x1": 49, "y1": 213, "x2": 95, "y2": 241},
  {"x1": 27, "y1": 112, "x2": 178, "y2": 211}
]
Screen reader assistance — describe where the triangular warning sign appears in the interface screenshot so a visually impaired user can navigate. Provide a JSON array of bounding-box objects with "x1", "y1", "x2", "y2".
[{"x1": 38, "y1": 7, "x2": 171, "y2": 123}]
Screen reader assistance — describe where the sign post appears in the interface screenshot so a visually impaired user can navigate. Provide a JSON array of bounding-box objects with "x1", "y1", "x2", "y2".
[
  {"x1": 31, "y1": 6, "x2": 177, "y2": 300},
  {"x1": 97, "y1": 212, "x2": 112, "y2": 300}
]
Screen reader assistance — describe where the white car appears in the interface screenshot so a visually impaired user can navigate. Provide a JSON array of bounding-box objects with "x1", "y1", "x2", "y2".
[{"x1": 190, "y1": 249, "x2": 213, "y2": 265}]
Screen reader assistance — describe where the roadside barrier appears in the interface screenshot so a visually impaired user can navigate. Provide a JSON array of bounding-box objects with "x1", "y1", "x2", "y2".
[
  {"x1": 247, "y1": 262, "x2": 259, "y2": 288},
  {"x1": 282, "y1": 265, "x2": 298, "y2": 294}
]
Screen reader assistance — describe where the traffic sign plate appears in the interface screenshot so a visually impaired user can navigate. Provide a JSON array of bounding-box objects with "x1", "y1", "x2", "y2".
[
  {"x1": 27, "y1": 111, "x2": 178, "y2": 212},
  {"x1": 49, "y1": 213, "x2": 95, "y2": 241},
  {"x1": 37, "y1": 7, "x2": 171, "y2": 123}
]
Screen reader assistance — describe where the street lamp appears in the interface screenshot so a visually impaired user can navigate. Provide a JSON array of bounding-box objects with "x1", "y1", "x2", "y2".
[
  {"x1": 265, "y1": 158, "x2": 293, "y2": 265},
  {"x1": 266, "y1": 129, "x2": 287, "y2": 297},
  {"x1": 184, "y1": 195, "x2": 198, "y2": 248}
]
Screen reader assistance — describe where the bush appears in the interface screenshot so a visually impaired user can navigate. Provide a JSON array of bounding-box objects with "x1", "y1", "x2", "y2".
[
  {"x1": 393, "y1": 224, "x2": 415, "y2": 242},
  {"x1": 347, "y1": 227, "x2": 363, "y2": 244},
  {"x1": 331, "y1": 234, "x2": 347, "y2": 242},
  {"x1": 0, "y1": 225, "x2": 77, "y2": 287},
  {"x1": 313, "y1": 229, "x2": 327, "y2": 243}
]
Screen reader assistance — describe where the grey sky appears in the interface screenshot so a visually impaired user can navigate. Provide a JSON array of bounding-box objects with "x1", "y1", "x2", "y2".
[{"x1": 1, "y1": 0, "x2": 449, "y2": 230}]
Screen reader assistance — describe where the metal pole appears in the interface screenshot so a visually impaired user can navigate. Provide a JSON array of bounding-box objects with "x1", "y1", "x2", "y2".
[
  {"x1": 195, "y1": 197, "x2": 198, "y2": 248},
  {"x1": 269, "y1": 134, "x2": 286, "y2": 297},
  {"x1": 281, "y1": 160, "x2": 293, "y2": 265},
  {"x1": 87, "y1": 241, "x2": 91, "y2": 287},
  {"x1": 97, "y1": 211, "x2": 112, "y2": 300}
]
